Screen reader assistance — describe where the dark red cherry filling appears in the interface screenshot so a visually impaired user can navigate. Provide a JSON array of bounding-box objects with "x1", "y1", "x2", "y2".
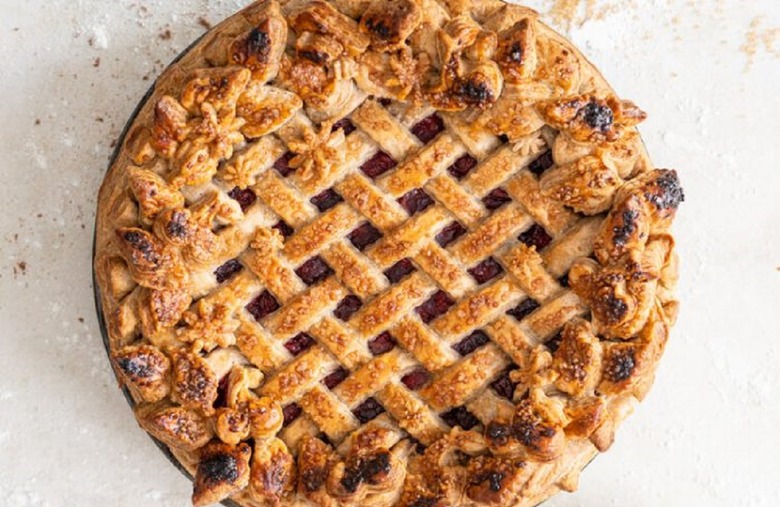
[{"x1": 411, "y1": 114, "x2": 444, "y2": 144}]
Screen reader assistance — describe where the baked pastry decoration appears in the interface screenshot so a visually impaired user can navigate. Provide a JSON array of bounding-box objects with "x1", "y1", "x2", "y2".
[{"x1": 95, "y1": 0, "x2": 683, "y2": 505}]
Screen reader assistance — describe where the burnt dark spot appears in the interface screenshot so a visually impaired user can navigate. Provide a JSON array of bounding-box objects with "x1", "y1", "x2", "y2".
[
  {"x1": 441, "y1": 406, "x2": 480, "y2": 430},
  {"x1": 600, "y1": 292, "x2": 629, "y2": 323},
  {"x1": 198, "y1": 453, "x2": 239, "y2": 484},
  {"x1": 508, "y1": 42, "x2": 524, "y2": 62},
  {"x1": 486, "y1": 421, "x2": 511, "y2": 447},
  {"x1": 341, "y1": 451, "x2": 392, "y2": 493},
  {"x1": 606, "y1": 348, "x2": 636, "y2": 382},
  {"x1": 310, "y1": 188, "x2": 343, "y2": 212},
  {"x1": 580, "y1": 100, "x2": 614, "y2": 132},
  {"x1": 647, "y1": 169, "x2": 685, "y2": 211},
  {"x1": 452, "y1": 330, "x2": 490, "y2": 356},
  {"x1": 512, "y1": 419, "x2": 556, "y2": 449},
  {"x1": 299, "y1": 49, "x2": 330, "y2": 64},
  {"x1": 366, "y1": 20, "x2": 392, "y2": 39},
  {"x1": 528, "y1": 149, "x2": 554, "y2": 176},
  {"x1": 302, "y1": 466, "x2": 327, "y2": 492},
  {"x1": 613, "y1": 209, "x2": 639, "y2": 247},
  {"x1": 122, "y1": 231, "x2": 158, "y2": 264},
  {"x1": 246, "y1": 27, "x2": 271, "y2": 57},
  {"x1": 117, "y1": 356, "x2": 154, "y2": 379},
  {"x1": 384, "y1": 258, "x2": 416, "y2": 284},
  {"x1": 435, "y1": 221, "x2": 467, "y2": 247},
  {"x1": 166, "y1": 211, "x2": 190, "y2": 239},
  {"x1": 487, "y1": 471, "x2": 504, "y2": 492},
  {"x1": 214, "y1": 259, "x2": 243, "y2": 283},
  {"x1": 506, "y1": 298, "x2": 539, "y2": 321},
  {"x1": 454, "y1": 79, "x2": 493, "y2": 105},
  {"x1": 334, "y1": 295, "x2": 363, "y2": 321},
  {"x1": 352, "y1": 397, "x2": 385, "y2": 424}
]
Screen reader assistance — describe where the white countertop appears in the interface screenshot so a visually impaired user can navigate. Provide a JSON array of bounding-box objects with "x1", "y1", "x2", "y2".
[{"x1": 1, "y1": 0, "x2": 778, "y2": 505}]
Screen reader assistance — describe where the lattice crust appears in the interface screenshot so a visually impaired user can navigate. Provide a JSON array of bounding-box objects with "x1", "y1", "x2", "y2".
[{"x1": 95, "y1": 0, "x2": 684, "y2": 506}]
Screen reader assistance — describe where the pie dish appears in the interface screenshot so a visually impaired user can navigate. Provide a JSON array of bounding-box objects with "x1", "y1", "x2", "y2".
[{"x1": 93, "y1": 0, "x2": 684, "y2": 505}]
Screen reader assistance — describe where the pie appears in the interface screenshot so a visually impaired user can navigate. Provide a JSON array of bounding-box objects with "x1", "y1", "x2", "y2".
[{"x1": 93, "y1": 0, "x2": 684, "y2": 505}]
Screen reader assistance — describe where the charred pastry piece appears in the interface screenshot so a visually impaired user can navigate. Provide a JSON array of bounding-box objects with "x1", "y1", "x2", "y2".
[{"x1": 192, "y1": 441, "x2": 252, "y2": 506}]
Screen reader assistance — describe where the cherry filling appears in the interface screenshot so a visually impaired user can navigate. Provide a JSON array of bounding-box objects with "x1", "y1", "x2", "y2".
[
  {"x1": 272, "y1": 220, "x2": 294, "y2": 238},
  {"x1": 295, "y1": 256, "x2": 333, "y2": 285},
  {"x1": 440, "y1": 406, "x2": 480, "y2": 430},
  {"x1": 482, "y1": 188, "x2": 511, "y2": 211},
  {"x1": 384, "y1": 258, "x2": 416, "y2": 284},
  {"x1": 322, "y1": 367, "x2": 349, "y2": 389},
  {"x1": 331, "y1": 118, "x2": 356, "y2": 136},
  {"x1": 528, "y1": 149, "x2": 554, "y2": 176},
  {"x1": 213, "y1": 374, "x2": 231, "y2": 409},
  {"x1": 227, "y1": 187, "x2": 257, "y2": 212},
  {"x1": 348, "y1": 222, "x2": 383, "y2": 251},
  {"x1": 411, "y1": 114, "x2": 445, "y2": 144},
  {"x1": 282, "y1": 403, "x2": 302, "y2": 426},
  {"x1": 246, "y1": 290, "x2": 280, "y2": 321},
  {"x1": 360, "y1": 151, "x2": 397, "y2": 178},
  {"x1": 334, "y1": 296, "x2": 363, "y2": 321},
  {"x1": 506, "y1": 298, "x2": 539, "y2": 322},
  {"x1": 490, "y1": 369, "x2": 518, "y2": 400},
  {"x1": 435, "y1": 221, "x2": 467, "y2": 248},
  {"x1": 558, "y1": 273, "x2": 570, "y2": 288},
  {"x1": 378, "y1": 97, "x2": 392, "y2": 106},
  {"x1": 545, "y1": 332, "x2": 563, "y2": 354},
  {"x1": 310, "y1": 188, "x2": 343, "y2": 212},
  {"x1": 415, "y1": 290, "x2": 455, "y2": 323},
  {"x1": 447, "y1": 154, "x2": 479, "y2": 179},
  {"x1": 397, "y1": 188, "x2": 434, "y2": 215},
  {"x1": 284, "y1": 333, "x2": 315, "y2": 356},
  {"x1": 352, "y1": 397, "x2": 385, "y2": 424},
  {"x1": 214, "y1": 259, "x2": 243, "y2": 283},
  {"x1": 401, "y1": 368, "x2": 431, "y2": 390},
  {"x1": 468, "y1": 257, "x2": 504, "y2": 285},
  {"x1": 518, "y1": 224, "x2": 552, "y2": 250},
  {"x1": 368, "y1": 332, "x2": 396, "y2": 355},
  {"x1": 273, "y1": 152, "x2": 297, "y2": 177}
]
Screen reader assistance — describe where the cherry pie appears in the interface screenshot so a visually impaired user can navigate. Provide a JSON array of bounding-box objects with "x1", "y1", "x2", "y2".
[{"x1": 94, "y1": 0, "x2": 683, "y2": 505}]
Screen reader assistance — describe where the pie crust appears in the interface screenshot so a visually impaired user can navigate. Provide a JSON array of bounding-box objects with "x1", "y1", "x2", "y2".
[{"x1": 94, "y1": 0, "x2": 684, "y2": 505}]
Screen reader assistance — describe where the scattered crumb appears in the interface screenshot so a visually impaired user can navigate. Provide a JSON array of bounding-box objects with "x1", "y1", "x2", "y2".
[
  {"x1": 198, "y1": 16, "x2": 212, "y2": 30},
  {"x1": 95, "y1": 117, "x2": 105, "y2": 123},
  {"x1": 93, "y1": 57, "x2": 101, "y2": 68},
  {"x1": 78, "y1": 317, "x2": 85, "y2": 324},
  {"x1": 34, "y1": 118, "x2": 41, "y2": 126},
  {"x1": 741, "y1": 16, "x2": 780, "y2": 71},
  {"x1": 13, "y1": 261, "x2": 28, "y2": 278},
  {"x1": 36, "y1": 213, "x2": 43, "y2": 218},
  {"x1": 159, "y1": 29, "x2": 172, "y2": 41}
]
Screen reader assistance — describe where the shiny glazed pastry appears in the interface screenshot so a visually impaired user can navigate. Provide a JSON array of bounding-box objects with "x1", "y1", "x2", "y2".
[{"x1": 93, "y1": 0, "x2": 684, "y2": 505}]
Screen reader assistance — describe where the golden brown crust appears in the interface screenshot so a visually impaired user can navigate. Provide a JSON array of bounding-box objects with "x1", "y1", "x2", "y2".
[{"x1": 95, "y1": 1, "x2": 683, "y2": 506}]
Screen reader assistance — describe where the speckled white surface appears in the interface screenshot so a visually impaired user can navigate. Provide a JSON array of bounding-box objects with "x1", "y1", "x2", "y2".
[{"x1": 0, "y1": 0, "x2": 778, "y2": 505}]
